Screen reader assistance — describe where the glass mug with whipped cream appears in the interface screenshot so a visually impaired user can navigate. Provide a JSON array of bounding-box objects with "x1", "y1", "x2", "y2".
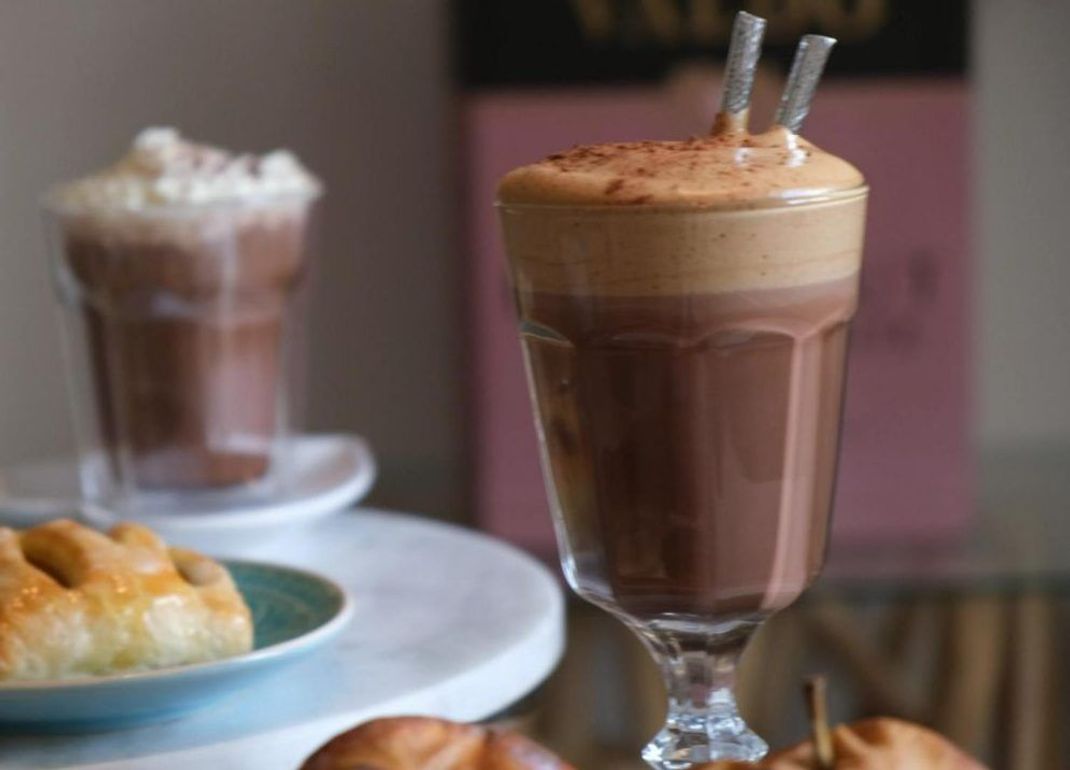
[{"x1": 44, "y1": 128, "x2": 321, "y2": 514}]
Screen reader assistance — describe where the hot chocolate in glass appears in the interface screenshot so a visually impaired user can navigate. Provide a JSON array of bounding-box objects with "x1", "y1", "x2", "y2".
[{"x1": 497, "y1": 15, "x2": 867, "y2": 766}]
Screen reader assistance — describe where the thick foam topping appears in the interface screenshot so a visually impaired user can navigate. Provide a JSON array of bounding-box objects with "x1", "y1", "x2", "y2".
[
  {"x1": 498, "y1": 128, "x2": 867, "y2": 295},
  {"x1": 51, "y1": 127, "x2": 321, "y2": 211},
  {"x1": 498, "y1": 127, "x2": 863, "y2": 209}
]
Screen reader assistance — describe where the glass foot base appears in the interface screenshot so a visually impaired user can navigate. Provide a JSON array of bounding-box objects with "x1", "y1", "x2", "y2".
[
  {"x1": 641, "y1": 709, "x2": 769, "y2": 769},
  {"x1": 632, "y1": 617, "x2": 769, "y2": 769}
]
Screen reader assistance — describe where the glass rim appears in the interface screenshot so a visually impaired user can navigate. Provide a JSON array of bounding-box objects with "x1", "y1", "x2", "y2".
[{"x1": 495, "y1": 182, "x2": 868, "y2": 214}]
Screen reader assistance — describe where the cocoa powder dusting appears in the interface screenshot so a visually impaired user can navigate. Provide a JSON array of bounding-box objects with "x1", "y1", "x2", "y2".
[{"x1": 498, "y1": 127, "x2": 864, "y2": 207}]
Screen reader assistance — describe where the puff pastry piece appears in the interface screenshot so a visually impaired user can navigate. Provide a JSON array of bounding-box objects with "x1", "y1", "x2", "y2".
[
  {"x1": 301, "y1": 717, "x2": 574, "y2": 770},
  {"x1": 0, "y1": 519, "x2": 252, "y2": 680}
]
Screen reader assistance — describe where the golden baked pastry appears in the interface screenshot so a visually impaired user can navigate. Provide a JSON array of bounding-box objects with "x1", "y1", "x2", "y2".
[
  {"x1": 301, "y1": 717, "x2": 574, "y2": 770},
  {"x1": 0, "y1": 519, "x2": 252, "y2": 680}
]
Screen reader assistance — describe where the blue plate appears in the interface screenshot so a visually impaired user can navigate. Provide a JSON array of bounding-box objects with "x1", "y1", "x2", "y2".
[{"x1": 0, "y1": 561, "x2": 353, "y2": 732}]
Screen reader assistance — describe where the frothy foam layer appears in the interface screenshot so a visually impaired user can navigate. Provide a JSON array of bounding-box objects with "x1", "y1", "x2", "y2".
[
  {"x1": 51, "y1": 127, "x2": 321, "y2": 211},
  {"x1": 501, "y1": 195, "x2": 865, "y2": 295},
  {"x1": 498, "y1": 128, "x2": 866, "y2": 295},
  {"x1": 498, "y1": 127, "x2": 863, "y2": 209}
]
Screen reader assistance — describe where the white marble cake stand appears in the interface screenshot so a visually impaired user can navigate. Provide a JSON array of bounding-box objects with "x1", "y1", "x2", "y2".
[{"x1": 1, "y1": 510, "x2": 565, "y2": 770}]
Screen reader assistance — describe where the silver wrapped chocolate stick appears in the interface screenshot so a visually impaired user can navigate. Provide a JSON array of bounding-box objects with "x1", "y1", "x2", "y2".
[
  {"x1": 775, "y1": 34, "x2": 838, "y2": 133},
  {"x1": 714, "y1": 11, "x2": 766, "y2": 133}
]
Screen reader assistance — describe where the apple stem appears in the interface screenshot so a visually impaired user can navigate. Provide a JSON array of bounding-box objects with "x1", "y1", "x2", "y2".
[{"x1": 805, "y1": 676, "x2": 836, "y2": 770}]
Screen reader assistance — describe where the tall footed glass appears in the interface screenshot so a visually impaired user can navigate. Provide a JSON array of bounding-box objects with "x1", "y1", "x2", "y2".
[{"x1": 498, "y1": 152, "x2": 867, "y2": 765}]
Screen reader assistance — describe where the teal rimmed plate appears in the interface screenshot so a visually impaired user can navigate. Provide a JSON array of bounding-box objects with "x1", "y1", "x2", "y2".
[{"x1": 0, "y1": 561, "x2": 353, "y2": 732}]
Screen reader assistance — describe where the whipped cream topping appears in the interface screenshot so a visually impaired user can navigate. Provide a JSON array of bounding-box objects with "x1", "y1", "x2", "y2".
[{"x1": 52, "y1": 128, "x2": 321, "y2": 211}]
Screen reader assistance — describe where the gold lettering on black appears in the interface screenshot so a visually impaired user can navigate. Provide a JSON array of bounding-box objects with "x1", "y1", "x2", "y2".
[
  {"x1": 746, "y1": 0, "x2": 808, "y2": 42},
  {"x1": 571, "y1": 0, "x2": 888, "y2": 48},
  {"x1": 639, "y1": 0, "x2": 685, "y2": 44},
  {"x1": 570, "y1": 0, "x2": 615, "y2": 42},
  {"x1": 688, "y1": 0, "x2": 732, "y2": 45},
  {"x1": 810, "y1": 0, "x2": 887, "y2": 40}
]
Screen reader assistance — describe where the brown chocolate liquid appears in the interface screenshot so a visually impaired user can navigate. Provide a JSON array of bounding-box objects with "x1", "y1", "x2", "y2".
[
  {"x1": 518, "y1": 275, "x2": 856, "y2": 621},
  {"x1": 63, "y1": 217, "x2": 308, "y2": 490}
]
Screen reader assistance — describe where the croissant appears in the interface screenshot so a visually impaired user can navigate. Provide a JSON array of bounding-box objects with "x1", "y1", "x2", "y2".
[
  {"x1": 301, "y1": 716, "x2": 574, "y2": 770},
  {"x1": 0, "y1": 518, "x2": 252, "y2": 680}
]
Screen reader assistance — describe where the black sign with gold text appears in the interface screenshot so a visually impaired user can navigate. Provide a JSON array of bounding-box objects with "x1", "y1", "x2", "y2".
[{"x1": 454, "y1": 0, "x2": 968, "y2": 87}]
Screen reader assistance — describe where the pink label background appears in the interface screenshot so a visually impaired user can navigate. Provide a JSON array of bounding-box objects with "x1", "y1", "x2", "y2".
[{"x1": 464, "y1": 78, "x2": 972, "y2": 553}]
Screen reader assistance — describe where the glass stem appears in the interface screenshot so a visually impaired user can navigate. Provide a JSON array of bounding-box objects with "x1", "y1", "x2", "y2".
[
  {"x1": 636, "y1": 620, "x2": 768, "y2": 769},
  {"x1": 666, "y1": 641, "x2": 743, "y2": 730}
]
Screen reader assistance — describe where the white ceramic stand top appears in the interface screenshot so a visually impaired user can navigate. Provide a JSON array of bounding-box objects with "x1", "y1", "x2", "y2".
[{"x1": 1, "y1": 509, "x2": 565, "y2": 770}]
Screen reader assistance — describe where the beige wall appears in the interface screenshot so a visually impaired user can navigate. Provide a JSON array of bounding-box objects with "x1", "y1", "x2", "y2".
[
  {"x1": 975, "y1": 0, "x2": 1070, "y2": 448},
  {"x1": 0, "y1": 1, "x2": 466, "y2": 519}
]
